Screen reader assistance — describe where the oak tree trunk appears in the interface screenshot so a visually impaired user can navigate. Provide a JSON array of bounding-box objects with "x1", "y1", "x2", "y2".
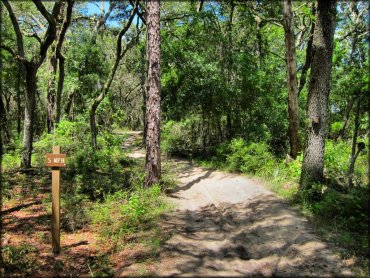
[
  {"x1": 16, "y1": 65, "x2": 23, "y2": 136},
  {"x1": 47, "y1": 51, "x2": 57, "y2": 133},
  {"x1": 55, "y1": 56, "x2": 65, "y2": 124},
  {"x1": 145, "y1": 0, "x2": 161, "y2": 186},
  {"x1": 283, "y1": 0, "x2": 301, "y2": 159},
  {"x1": 22, "y1": 63, "x2": 37, "y2": 168},
  {"x1": 0, "y1": 90, "x2": 10, "y2": 144},
  {"x1": 300, "y1": 0, "x2": 337, "y2": 187}
]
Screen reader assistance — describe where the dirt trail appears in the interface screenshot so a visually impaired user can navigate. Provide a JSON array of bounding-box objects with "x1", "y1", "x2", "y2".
[{"x1": 121, "y1": 132, "x2": 353, "y2": 277}]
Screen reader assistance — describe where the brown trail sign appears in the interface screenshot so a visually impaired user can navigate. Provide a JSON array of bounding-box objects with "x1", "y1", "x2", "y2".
[{"x1": 45, "y1": 146, "x2": 66, "y2": 253}]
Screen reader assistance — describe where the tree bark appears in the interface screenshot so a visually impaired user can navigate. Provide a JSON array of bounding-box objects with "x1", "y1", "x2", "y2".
[
  {"x1": 16, "y1": 64, "x2": 23, "y2": 136},
  {"x1": 21, "y1": 63, "x2": 37, "y2": 168},
  {"x1": 300, "y1": 0, "x2": 337, "y2": 188},
  {"x1": 46, "y1": 0, "x2": 73, "y2": 132},
  {"x1": 283, "y1": 0, "x2": 301, "y2": 159},
  {"x1": 348, "y1": 98, "x2": 361, "y2": 188},
  {"x1": 145, "y1": 0, "x2": 161, "y2": 186},
  {"x1": 47, "y1": 48, "x2": 57, "y2": 133},
  {"x1": 337, "y1": 95, "x2": 355, "y2": 141},
  {"x1": 298, "y1": 5, "x2": 315, "y2": 97},
  {"x1": 141, "y1": 46, "x2": 147, "y2": 145},
  {"x1": 0, "y1": 90, "x2": 10, "y2": 144},
  {"x1": 55, "y1": 0, "x2": 73, "y2": 124}
]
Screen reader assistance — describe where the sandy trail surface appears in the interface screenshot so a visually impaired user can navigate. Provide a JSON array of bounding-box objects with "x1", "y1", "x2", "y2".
[{"x1": 120, "y1": 132, "x2": 353, "y2": 277}]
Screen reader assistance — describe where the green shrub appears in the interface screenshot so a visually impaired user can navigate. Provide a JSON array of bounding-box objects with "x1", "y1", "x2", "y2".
[
  {"x1": 324, "y1": 140, "x2": 368, "y2": 187},
  {"x1": 330, "y1": 121, "x2": 343, "y2": 136},
  {"x1": 2, "y1": 244, "x2": 38, "y2": 274},
  {"x1": 162, "y1": 116, "x2": 202, "y2": 157},
  {"x1": 224, "y1": 138, "x2": 277, "y2": 176},
  {"x1": 31, "y1": 118, "x2": 131, "y2": 200},
  {"x1": 225, "y1": 138, "x2": 246, "y2": 171},
  {"x1": 89, "y1": 185, "x2": 168, "y2": 239}
]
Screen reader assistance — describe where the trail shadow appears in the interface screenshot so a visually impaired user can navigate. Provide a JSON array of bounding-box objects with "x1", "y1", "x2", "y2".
[
  {"x1": 3, "y1": 213, "x2": 50, "y2": 233},
  {"x1": 64, "y1": 240, "x2": 88, "y2": 249},
  {"x1": 156, "y1": 195, "x2": 352, "y2": 277},
  {"x1": 167, "y1": 170, "x2": 213, "y2": 194},
  {"x1": 0, "y1": 200, "x2": 42, "y2": 216}
]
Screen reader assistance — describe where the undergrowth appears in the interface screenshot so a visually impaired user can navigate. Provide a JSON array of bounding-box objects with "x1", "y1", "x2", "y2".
[{"x1": 1, "y1": 121, "x2": 172, "y2": 276}]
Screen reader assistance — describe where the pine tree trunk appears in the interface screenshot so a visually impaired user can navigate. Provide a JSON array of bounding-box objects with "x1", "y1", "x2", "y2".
[
  {"x1": 140, "y1": 47, "x2": 147, "y2": 145},
  {"x1": 283, "y1": 0, "x2": 301, "y2": 159},
  {"x1": 300, "y1": 0, "x2": 337, "y2": 187},
  {"x1": 21, "y1": 63, "x2": 37, "y2": 168},
  {"x1": 145, "y1": 0, "x2": 161, "y2": 187}
]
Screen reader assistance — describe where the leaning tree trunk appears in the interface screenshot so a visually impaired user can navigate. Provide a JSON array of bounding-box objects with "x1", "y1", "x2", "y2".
[
  {"x1": 145, "y1": 0, "x2": 161, "y2": 187},
  {"x1": 337, "y1": 95, "x2": 355, "y2": 141},
  {"x1": 300, "y1": 0, "x2": 337, "y2": 188},
  {"x1": 348, "y1": 98, "x2": 361, "y2": 188},
  {"x1": 21, "y1": 63, "x2": 38, "y2": 168},
  {"x1": 298, "y1": 4, "x2": 315, "y2": 97},
  {"x1": 283, "y1": 0, "x2": 301, "y2": 159}
]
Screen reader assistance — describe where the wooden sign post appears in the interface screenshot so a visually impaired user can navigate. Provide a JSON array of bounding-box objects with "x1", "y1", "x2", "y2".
[{"x1": 45, "y1": 146, "x2": 66, "y2": 254}]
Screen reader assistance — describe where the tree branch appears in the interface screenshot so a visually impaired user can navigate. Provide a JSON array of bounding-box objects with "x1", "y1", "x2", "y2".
[
  {"x1": 32, "y1": 0, "x2": 61, "y2": 64},
  {"x1": 2, "y1": 0, "x2": 25, "y2": 59},
  {"x1": 56, "y1": 0, "x2": 74, "y2": 59},
  {"x1": 117, "y1": 1, "x2": 138, "y2": 58},
  {"x1": 130, "y1": 0, "x2": 146, "y2": 25},
  {"x1": 22, "y1": 31, "x2": 42, "y2": 44},
  {"x1": 96, "y1": 1, "x2": 117, "y2": 31},
  {"x1": 0, "y1": 44, "x2": 27, "y2": 63},
  {"x1": 30, "y1": 14, "x2": 47, "y2": 32},
  {"x1": 32, "y1": 0, "x2": 57, "y2": 26}
]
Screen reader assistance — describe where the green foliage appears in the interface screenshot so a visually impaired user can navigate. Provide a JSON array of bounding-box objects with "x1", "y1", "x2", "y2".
[
  {"x1": 330, "y1": 121, "x2": 343, "y2": 135},
  {"x1": 2, "y1": 244, "x2": 38, "y2": 274},
  {"x1": 223, "y1": 139, "x2": 277, "y2": 176},
  {"x1": 31, "y1": 118, "x2": 129, "y2": 200},
  {"x1": 89, "y1": 185, "x2": 168, "y2": 240},
  {"x1": 324, "y1": 140, "x2": 368, "y2": 187},
  {"x1": 61, "y1": 193, "x2": 91, "y2": 232},
  {"x1": 162, "y1": 117, "x2": 202, "y2": 157}
]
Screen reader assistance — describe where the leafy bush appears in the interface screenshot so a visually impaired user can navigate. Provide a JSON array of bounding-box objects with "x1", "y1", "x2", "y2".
[
  {"x1": 324, "y1": 140, "x2": 368, "y2": 187},
  {"x1": 162, "y1": 116, "x2": 203, "y2": 157},
  {"x1": 32, "y1": 118, "x2": 130, "y2": 200},
  {"x1": 89, "y1": 185, "x2": 168, "y2": 239},
  {"x1": 223, "y1": 138, "x2": 277, "y2": 176},
  {"x1": 2, "y1": 244, "x2": 38, "y2": 274},
  {"x1": 61, "y1": 192, "x2": 91, "y2": 232}
]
